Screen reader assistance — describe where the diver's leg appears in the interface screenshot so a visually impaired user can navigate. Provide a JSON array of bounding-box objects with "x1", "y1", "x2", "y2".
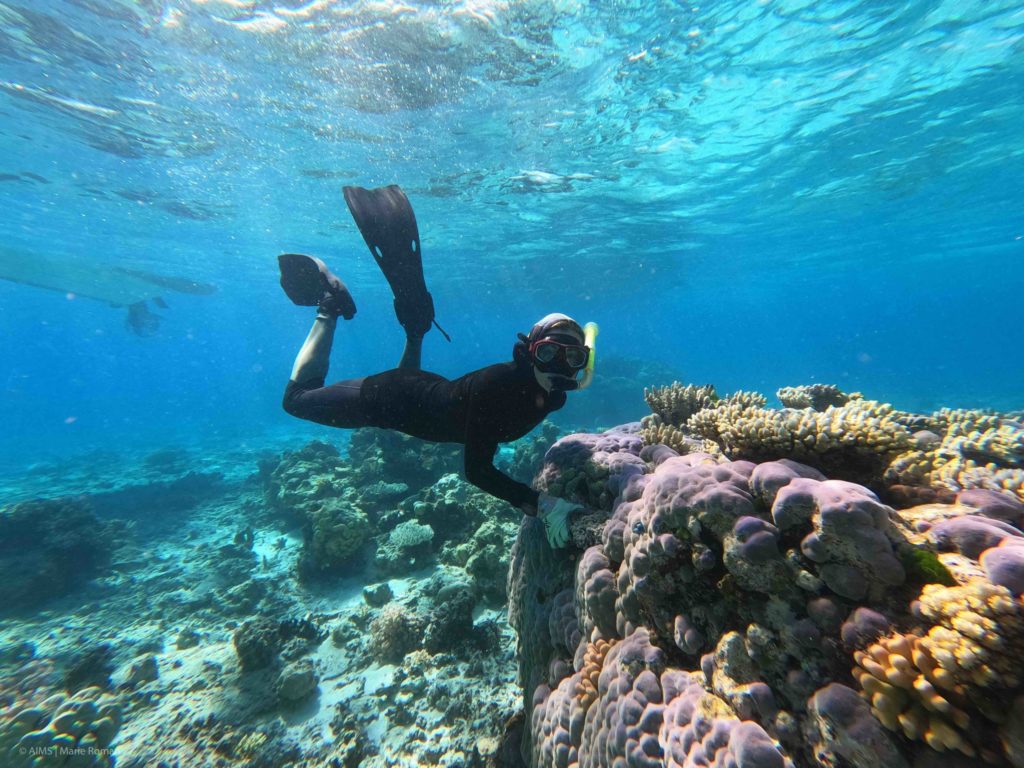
[
  {"x1": 397, "y1": 333, "x2": 423, "y2": 370},
  {"x1": 289, "y1": 312, "x2": 336, "y2": 387},
  {"x1": 282, "y1": 374, "x2": 369, "y2": 428}
]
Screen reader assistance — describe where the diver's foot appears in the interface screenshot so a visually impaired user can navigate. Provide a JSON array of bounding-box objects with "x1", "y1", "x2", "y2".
[{"x1": 278, "y1": 253, "x2": 356, "y2": 320}]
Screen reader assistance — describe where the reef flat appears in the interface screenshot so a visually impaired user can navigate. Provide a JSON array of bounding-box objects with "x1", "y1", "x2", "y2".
[{"x1": 0, "y1": 426, "x2": 557, "y2": 767}]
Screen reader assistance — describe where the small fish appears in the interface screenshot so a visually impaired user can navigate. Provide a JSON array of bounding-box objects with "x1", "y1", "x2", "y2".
[
  {"x1": 20, "y1": 172, "x2": 49, "y2": 183},
  {"x1": 0, "y1": 173, "x2": 23, "y2": 182},
  {"x1": 159, "y1": 201, "x2": 215, "y2": 220}
]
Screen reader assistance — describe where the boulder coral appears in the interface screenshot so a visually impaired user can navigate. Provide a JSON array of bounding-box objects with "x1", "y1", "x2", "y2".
[
  {"x1": 0, "y1": 497, "x2": 119, "y2": 615},
  {"x1": 509, "y1": 423, "x2": 1024, "y2": 768},
  {"x1": 1, "y1": 685, "x2": 122, "y2": 768}
]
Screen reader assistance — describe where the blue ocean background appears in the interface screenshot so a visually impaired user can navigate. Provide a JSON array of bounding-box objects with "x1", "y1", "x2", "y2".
[{"x1": 1, "y1": 0, "x2": 1022, "y2": 472}]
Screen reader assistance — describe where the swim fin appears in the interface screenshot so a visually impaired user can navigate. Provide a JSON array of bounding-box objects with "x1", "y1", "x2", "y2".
[
  {"x1": 342, "y1": 185, "x2": 449, "y2": 340},
  {"x1": 278, "y1": 253, "x2": 356, "y2": 319}
]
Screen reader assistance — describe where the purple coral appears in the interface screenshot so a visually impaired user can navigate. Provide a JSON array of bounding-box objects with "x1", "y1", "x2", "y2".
[
  {"x1": 732, "y1": 516, "x2": 781, "y2": 562},
  {"x1": 548, "y1": 588, "x2": 581, "y2": 657},
  {"x1": 981, "y1": 544, "x2": 1024, "y2": 596},
  {"x1": 928, "y1": 515, "x2": 1024, "y2": 559},
  {"x1": 661, "y1": 673, "x2": 789, "y2": 768},
  {"x1": 957, "y1": 488, "x2": 1024, "y2": 527},
  {"x1": 749, "y1": 459, "x2": 826, "y2": 508},
  {"x1": 537, "y1": 430, "x2": 648, "y2": 511},
  {"x1": 616, "y1": 455, "x2": 756, "y2": 636},
  {"x1": 673, "y1": 614, "x2": 704, "y2": 656},
  {"x1": 576, "y1": 546, "x2": 619, "y2": 640},
  {"x1": 772, "y1": 478, "x2": 904, "y2": 600},
  {"x1": 806, "y1": 683, "x2": 905, "y2": 766},
  {"x1": 839, "y1": 607, "x2": 892, "y2": 651}
]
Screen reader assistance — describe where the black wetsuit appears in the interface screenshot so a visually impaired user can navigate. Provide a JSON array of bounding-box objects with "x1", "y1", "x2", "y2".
[{"x1": 283, "y1": 362, "x2": 565, "y2": 509}]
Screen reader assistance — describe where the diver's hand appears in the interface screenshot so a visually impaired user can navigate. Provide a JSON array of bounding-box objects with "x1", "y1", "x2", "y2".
[{"x1": 537, "y1": 493, "x2": 581, "y2": 549}]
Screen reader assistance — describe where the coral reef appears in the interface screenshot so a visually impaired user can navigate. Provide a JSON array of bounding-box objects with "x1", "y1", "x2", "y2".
[
  {"x1": 405, "y1": 472, "x2": 497, "y2": 543},
  {"x1": 504, "y1": 421, "x2": 564, "y2": 485},
  {"x1": 776, "y1": 384, "x2": 852, "y2": 411},
  {"x1": 442, "y1": 517, "x2": 519, "y2": 604},
  {"x1": 1, "y1": 684, "x2": 122, "y2": 768},
  {"x1": 637, "y1": 380, "x2": 1024, "y2": 503},
  {"x1": 299, "y1": 498, "x2": 368, "y2": 578},
  {"x1": 886, "y1": 409, "x2": 1024, "y2": 503},
  {"x1": 510, "y1": 424, "x2": 1024, "y2": 768},
  {"x1": 375, "y1": 520, "x2": 435, "y2": 574},
  {"x1": 535, "y1": 426, "x2": 648, "y2": 510},
  {"x1": 0, "y1": 497, "x2": 120, "y2": 615},
  {"x1": 644, "y1": 382, "x2": 720, "y2": 425},
  {"x1": 232, "y1": 616, "x2": 326, "y2": 672},
  {"x1": 369, "y1": 604, "x2": 426, "y2": 663},
  {"x1": 348, "y1": 427, "x2": 462, "y2": 493},
  {"x1": 262, "y1": 441, "x2": 370, "y2": 577}
]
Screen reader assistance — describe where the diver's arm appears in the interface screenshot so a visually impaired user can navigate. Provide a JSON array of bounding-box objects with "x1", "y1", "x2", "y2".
[{"x1": 463, "y1": 434, "x2": 538, "y2": 513}]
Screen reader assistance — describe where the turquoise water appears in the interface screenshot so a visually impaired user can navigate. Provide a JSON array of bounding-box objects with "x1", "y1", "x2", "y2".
[{"x1": 2, "y1": 1, "x2": 1023, "y2": 466}]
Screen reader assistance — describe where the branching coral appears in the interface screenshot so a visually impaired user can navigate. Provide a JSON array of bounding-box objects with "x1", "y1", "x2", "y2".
[
  {"x1": 640, "y1": 382, "x2": 1022, "y2": 503},
  {"x1": 776, "y1": 384, "x2": 852, "y2": 411},
  {"x1": 852, "y1": 633, "x2": 978, "y2": 757},
  {"x1": 638, "y1": 414, "x2": 714, "y2": 457},
  {"x1": 913, "y1": 581, "x2": 1024, "y2": 691},
  {"x1": 696, "y1": 399, "x2": 912, "y2": 484},
  {"x1": 886, "y1": 410, "x2": 1024, "y2": 503},
  {"x1": 851, "y1": 581, "x2": 1024, "y2": 762},
  {"x1": 644, "y1": 382, "x2": 719, "y2": 425}
]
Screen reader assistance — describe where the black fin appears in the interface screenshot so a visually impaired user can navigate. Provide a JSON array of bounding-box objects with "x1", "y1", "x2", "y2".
[
  {"x1": 343, "y1": 185, "x2": 445, "y2": 339},
  {"x1": 278, "y1": 253, "x2": 356, "y2": 319}
]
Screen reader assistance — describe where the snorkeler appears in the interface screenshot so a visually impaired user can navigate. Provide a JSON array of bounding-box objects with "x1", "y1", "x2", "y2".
[{"x1": 279, "y1": 185, "x2": 595, "y2": 548}]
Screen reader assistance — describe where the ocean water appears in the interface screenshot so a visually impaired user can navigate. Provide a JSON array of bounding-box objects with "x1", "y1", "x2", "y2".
[
  {"x1": 1, "y1": 1, "x2": 1023, "y2": 767},
  {"x1": 1, "y1": 0, "x2": 1021, "y2": 467}
]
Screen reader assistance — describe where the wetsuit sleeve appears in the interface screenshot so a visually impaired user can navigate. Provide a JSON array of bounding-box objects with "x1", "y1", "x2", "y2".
[{"x1": 463, "y1": 434, "x2": 538, "y2": 511}]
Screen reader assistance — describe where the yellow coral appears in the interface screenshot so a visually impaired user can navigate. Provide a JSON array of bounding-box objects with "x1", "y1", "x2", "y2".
[
  {"x1": 690, "y1": 398, "x2": 911, "y2": 481},
  {"x1": 639, "y1": 414, "x2": 694, "y2": 455},
  {"x1": 644, "y1": 382, "x2": 719, "y2": 426},
  {"x1": 776, "y1": 384, "x2": 850, "y2": 411},
  {"x1": 574, "y1": 639, "x2": 614, "y2": 711},
  {"x1": 914, "y1": 582, "x2": 1024, "y2": 689},
  {"x1": 853, "y1": 633, "x2": 978, "y2": 758},
  {"x1": 854, "y1": 582, "x2": 1024, "y2": 763},
  {"x1": 886, "y1": 410, "x2": 1024, "y2": 503},
  {"x1": 235, "y1": 730, "x2": 269, "y2": 758}
]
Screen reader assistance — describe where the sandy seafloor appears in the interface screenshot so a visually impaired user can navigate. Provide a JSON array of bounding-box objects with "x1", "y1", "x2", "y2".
[{"x1": 0, "y1": 433, "x2": 525, "y2": 768}]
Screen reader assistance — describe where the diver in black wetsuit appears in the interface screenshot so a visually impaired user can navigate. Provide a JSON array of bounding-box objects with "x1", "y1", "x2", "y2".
[{"x1": 278, "y1": 185, "x2": 594, "y2": 547}]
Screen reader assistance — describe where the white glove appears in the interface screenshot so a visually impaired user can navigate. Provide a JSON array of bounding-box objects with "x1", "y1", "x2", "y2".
[{"x1": 538, "y1": 494, "x2": 581, "y2": 549}]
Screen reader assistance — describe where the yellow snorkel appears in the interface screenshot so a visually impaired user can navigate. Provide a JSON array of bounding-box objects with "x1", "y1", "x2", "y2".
[{"x1": 578, "y1": 322, "x2": 598, "y2": 390}]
